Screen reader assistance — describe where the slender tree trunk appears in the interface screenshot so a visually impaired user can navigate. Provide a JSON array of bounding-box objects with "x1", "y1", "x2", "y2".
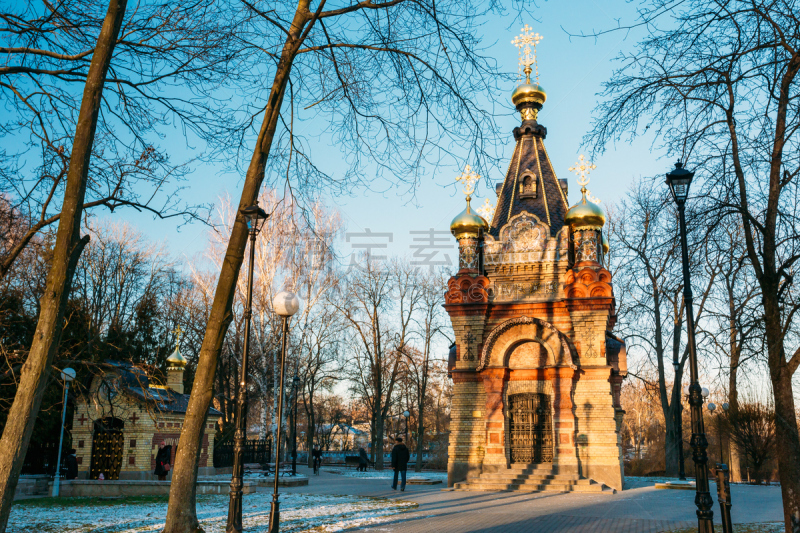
[
  {"x1": 0, "y1": 0, "x2": 126, "y2": 529},
  {"x1": 161, "y1": 9, "x2": 310, "y2": 531},
  {"x1": 763, "y1": 293, "x2": 800, "y2": 533},
  {"x1": 728, "y1": 337, "x2": 743, "y2": 482}
]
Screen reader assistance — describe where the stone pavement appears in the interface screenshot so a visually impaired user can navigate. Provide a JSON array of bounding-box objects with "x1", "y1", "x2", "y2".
[{"x1": 279, "y1": 467, "x2": 784, "y2": 532}]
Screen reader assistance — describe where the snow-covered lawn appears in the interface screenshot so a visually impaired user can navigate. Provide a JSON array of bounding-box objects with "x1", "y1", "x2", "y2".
[
  {"x1": 8, "y1": 493, "x2": 415, "y2": 533},
  {"x1": 322, "y1": 467, "x2": 447, "y2": 481}
]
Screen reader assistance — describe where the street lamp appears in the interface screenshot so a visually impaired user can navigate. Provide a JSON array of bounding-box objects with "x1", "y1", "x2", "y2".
[
  {"x1": 673, "y1": 360, "x2": 686, "y2": 480},
  {"x1": 226, "y1": 202, "x2": 269, "y2": 533},
  {"x1": 666, "y1": 161, "x2": 714, "y2": 533},
  {"x1": 52, "y1": 367, "x2": 76, "y2": 497},
  {"x1": 707, "y1": 402, "x2": 729, "y2": 463},
  {"x1": 291, "y1": 374, "x2": 300, "y2": 475},
  {"x1": 268, "y1": 289, "x2": 301, "y2": 533},
  {"x1": 402, "y1": 410, "x2": 410, "y2": 439}
]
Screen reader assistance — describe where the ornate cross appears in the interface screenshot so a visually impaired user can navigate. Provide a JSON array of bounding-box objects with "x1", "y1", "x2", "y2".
[
  {"x1": 130, "y1": 412, "x2": 139, "y2": 424},
  {"x1": 476, "y1": 198, "x2": 496, "y2": 222},
  {"x1": 172, "y1": 325, "x2": 183, "y2": 349},
  {"x1": 568, "y1": 154, "x2": 596, "y2": 195},
  {"x1": 77, "y1": 414, "x2": 88, "y2": 426},
  {"x1": 511, "y1": 24, "x2": 543, "y2": 84},
  {"x1": 456, "y1": 165, "x2": 480, "y2": 200},
  {"x1": 464, "y1": 330, "x2": 476, "y2": 361}
]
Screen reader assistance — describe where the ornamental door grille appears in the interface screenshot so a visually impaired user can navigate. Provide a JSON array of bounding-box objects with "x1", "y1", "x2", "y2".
[
  {"x1": 509, "y1": 393, "x2": 553, "y2": 464},
  {"x1": 90, "y1": 421, "x2": 124, "y2": 480}
]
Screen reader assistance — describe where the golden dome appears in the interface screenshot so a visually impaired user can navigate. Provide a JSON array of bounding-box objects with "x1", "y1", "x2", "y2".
[
  {"x1": 602, "y1": 232, "x2": 609, "y2": 254},
  {"x1": 166, "y1": 346, "x2": 187, "y2": 368},
  {"x1": 450, "y1": 198, "x2": 487, "y2": 239},
  {"x1": 565, "y1": 193, "x2": 605, "y2": 228},
  {"x1": 512, "y1": 83, "x2": 547, "y2": 107}
]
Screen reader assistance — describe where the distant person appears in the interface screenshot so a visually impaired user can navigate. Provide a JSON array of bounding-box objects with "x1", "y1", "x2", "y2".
[
  {"x1": 312, "y1": 446, "x2": 323, "y2": 475},
  {"x1": 390, "y1": 437, "x2": 410, "y2": 491},
  {"x1": 154, "y1": 441, "x2": 172, "y2": 481},
  {"x1": 65, "y1": 448, "x2": 78, "y2": 480},
  {"x1": 358, "y1": 448, "x2": 369, "y2": 472}
]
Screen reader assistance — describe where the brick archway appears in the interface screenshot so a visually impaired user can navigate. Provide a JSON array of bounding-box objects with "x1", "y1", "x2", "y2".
[{"x1": 477, "y1": 316, "x2": 575, "y2": 371}]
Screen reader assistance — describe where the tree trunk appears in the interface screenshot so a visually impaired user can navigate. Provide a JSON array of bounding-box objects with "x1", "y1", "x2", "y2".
[
  {"x1": 375, "y1": 415, "x2": 385, "y2": 470},
  {"x1": 728, "y1": 337, "x2": 743, "y2": 482},
  {"x1": 161, "y1": 11, "x2": 308, "y2": 532},
  {"x1": 0, "y1": 0, "x2": 126, "y2": 529},
  {"x1": 763, "y1": 294, "x2": 800, "y2": 533}
]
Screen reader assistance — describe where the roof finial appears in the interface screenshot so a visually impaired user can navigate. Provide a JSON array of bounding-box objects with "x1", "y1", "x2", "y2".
[
  {"x1": 568, "y1": 154, "x2": 596, "y2": 200},
  {"x1": 172, "y1": 325, "x2": 183, "y2": 351},
  {"x1": 476, "y1": 198, "x2": 496, "y2": 222},
  {"x1": 511, "y1": 25, "x2": 542, "y2": 85},
  {"x1": 455, "y1": 164, "x2": 480, "y2": 201}
]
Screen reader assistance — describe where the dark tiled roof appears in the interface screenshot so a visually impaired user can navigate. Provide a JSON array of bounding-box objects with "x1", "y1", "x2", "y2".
[
  {"x1": 104, "y1": 360, "x2": 221, "y2": 417},
  {"x1": 489, "y1": 120, "x2": 569, "y2": 238}
]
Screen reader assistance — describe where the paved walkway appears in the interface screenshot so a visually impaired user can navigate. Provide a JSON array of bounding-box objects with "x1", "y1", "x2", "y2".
[{"x1": 280, "y1": 467, "x2": 784, "y2": 532}]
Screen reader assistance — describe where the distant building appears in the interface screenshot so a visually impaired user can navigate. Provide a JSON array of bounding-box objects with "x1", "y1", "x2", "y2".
[{"x1": 70, "y1": 345, "x2": 222, "y2": 480}]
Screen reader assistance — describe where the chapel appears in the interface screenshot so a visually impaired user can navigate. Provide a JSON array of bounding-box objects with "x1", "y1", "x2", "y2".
[
  {"x1": 70, "y1": 342, "x2": 222, "y2": 480},
  {"x1": 445, "y1": 27, "x2": 627, "y2": 492}
]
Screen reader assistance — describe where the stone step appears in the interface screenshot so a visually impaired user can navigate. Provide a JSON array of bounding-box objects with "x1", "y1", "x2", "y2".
[
  {"x1": 466, "y1": 477, "x2": 595, "y2": 488},
  {"x1": 453, "y1": 480, "x2": 615, "y2": 494},
  {"x1": 473, "y1": 472, "x2": 585, "y2": 482}
]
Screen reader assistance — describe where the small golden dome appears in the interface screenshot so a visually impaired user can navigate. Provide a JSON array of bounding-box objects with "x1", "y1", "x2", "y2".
[
  {"x1": 166, "y1": 346, "x2": 187, "y2": 368},
  {"x1": 602, "y1": 233, "x2": 609, "y2": 254},
  {"x1": 512, "y1": 83, "x2": 547, "y2": 107},
  {"x1": 565, "y1": 193, "x2": 605, "y2": 228},
  {"x1": 450, "y1": 198, "x2": 487, "y2": 239}
]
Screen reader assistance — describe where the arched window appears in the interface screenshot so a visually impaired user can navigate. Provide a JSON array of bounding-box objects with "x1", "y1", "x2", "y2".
[{"x1": 519, "y1": 172, "x2": 537, "y2": 198}]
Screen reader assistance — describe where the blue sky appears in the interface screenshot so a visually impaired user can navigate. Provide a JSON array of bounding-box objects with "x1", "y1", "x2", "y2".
[{"x1": 114, "y1": 0, "x2": 665, "y2": 268}]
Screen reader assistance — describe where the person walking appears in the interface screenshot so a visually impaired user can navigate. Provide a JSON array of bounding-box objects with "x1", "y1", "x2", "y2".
[
  {"x1": 390, "y1": 437, "x2": 410, "y2": 491},
  {"x1": 154, "y1": 441, "x2": 172, "y2": 481},
  {"x1": 358, "y1": 448, "x2": 369, "y2": 472},
  {"x1": 312, "y1": 445, "x2": 323, "y2": 475}
]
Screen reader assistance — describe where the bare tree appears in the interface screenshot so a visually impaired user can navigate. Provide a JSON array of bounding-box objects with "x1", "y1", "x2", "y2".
[
  {"x1": 607, "y1": 183, "x2": 717, "y2": 477},
  {"x1": 0, "y1": 0, "x2": 127, "y2": 528},
  {"x1": 584, "y1": 2, "x2": 800, "y2": 528}
]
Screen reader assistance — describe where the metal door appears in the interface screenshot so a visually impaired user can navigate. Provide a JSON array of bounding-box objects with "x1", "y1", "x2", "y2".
[
  {"x1": 90, "y1": 421, "x2": 124, "y2": 480},
  {"x1": 509, "y1": 393, "x2": 553, "y2": 463}
]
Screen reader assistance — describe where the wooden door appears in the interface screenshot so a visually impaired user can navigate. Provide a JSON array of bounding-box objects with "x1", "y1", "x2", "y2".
[{"x1": 509, "y1": 393, "x2": 553, "y2": 464}]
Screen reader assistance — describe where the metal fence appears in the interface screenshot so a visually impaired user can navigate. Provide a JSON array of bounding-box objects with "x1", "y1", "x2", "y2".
[
  {"x1": 213, "y1": 437, "x2": 272, "y2": 468},
  {"x1": 21, "y1": 441, "x2": 63, "y2": 476}
]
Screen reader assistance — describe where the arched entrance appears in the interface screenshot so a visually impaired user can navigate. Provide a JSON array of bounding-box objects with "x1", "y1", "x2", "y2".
[
  {"x1": 508, "y1": 393, "x2": 553, "y2": 464},
  {"x1": 90, "y1": 417, "x2": 124, "y2": 480}
]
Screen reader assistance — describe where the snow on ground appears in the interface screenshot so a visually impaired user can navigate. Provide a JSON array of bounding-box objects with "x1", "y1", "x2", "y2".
[
  {"x1": 8, "y1": 493, "x2": 415, "y2": 533},
  {"x1": 322, "y1": 468, "x2": 447, "y2": 481}
]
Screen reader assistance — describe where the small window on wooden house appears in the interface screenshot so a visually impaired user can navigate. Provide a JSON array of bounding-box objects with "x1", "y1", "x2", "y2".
[{"x1": 519, "y1": 172, "x2": 537, "y2": 199}]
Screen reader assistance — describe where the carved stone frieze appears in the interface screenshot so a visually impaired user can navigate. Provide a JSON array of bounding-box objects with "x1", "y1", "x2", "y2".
[
  {"x1": 445, "y1": 275, "x2": 490, "y2": 304},
  {"x1": 484, "y1": 212, "x2": 568, "y2": 266},
  {"x1": 563, "y1": 267, "x2": 613, "y2": 299}
]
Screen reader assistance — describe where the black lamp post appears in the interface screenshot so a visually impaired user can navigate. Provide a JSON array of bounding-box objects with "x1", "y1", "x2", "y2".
[
  {"x1": 402, "y1": 410, "x2": 410, "y2": 439},
  {"x1": 291, "y1": 374, "x2": 300, "y2": 475},
  {"x1": 226, "y1": 202, "x2": 269, "y2": 533},
  {"x1": 707, "y1": 402, "x2": 729, "y2": 463},
  {"x1": 665, "y1": 162, "x2": 714, "y2": 533},
  {"x1": 268, "y1": 289, "x2": 301, "y2": 533},
  {"x1": 673, "y1": 360, "x2": 686, "y2": 481}
]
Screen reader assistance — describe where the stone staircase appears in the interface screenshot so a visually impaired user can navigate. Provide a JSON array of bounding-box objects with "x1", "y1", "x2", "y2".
[{"x1": 453, "y1": 463, "x2": 615, "y2": 494}]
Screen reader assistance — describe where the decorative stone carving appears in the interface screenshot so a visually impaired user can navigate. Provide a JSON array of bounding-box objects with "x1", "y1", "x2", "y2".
[
  {"x1": 563, "y1": 267, "x2": 613, "y2": 299},
  {"x1": 484, "y1": 212, "x2": 568, "y2": 265},
  {"x1": 457, "y1": 236, "x2": 480, "y2": 272},
  {"x1": 445, "y1": 275, "x2": 489, "y2": 304}
]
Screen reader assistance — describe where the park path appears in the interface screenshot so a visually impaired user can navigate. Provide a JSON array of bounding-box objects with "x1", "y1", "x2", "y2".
[{"x1": 279, "y1": 467, "x2": 784, "y2": 533}]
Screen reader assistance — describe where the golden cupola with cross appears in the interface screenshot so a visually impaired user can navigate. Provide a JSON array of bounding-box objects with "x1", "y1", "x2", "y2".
[{"x1": 442, "y1": 25, "x2": 627, "y2": 495}]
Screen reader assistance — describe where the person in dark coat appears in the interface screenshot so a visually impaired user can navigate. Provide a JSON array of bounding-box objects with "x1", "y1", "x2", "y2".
[
  {"x1": 358, "y1": 448, "x2": 369, "y2": 472},
  {"x1": 65, "y1": 448, "x2": 79, "y2": 480},
  {"x1": 154, "y1": 441, "x2": 172, "y2": 481},
  {"x1": 312, "y1": 446, "x2": 323, "y2": 474},
  {"x1": 390, "y1": 437, "x2": 410, "y2": 491}
]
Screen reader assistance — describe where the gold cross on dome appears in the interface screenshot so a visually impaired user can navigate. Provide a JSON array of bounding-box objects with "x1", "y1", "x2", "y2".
[
  {"x1": 511, "y1": 25, "x2": 542, "y2": 84},
  {"x1": 476, "y1": 198, "x2": 496, "y2": 221},
  {"x1": 587, "y1": 191, "x2": 602, "y2": 204},
  {"x1": 568, "y1": 154, "x2": 596, "y2": 192},
  {"x1": 456, "y1": 165, "x2": 480, "y2": 199},
  {"x1": 172, "y1": 325, "x2": 183, "y2": 348}
]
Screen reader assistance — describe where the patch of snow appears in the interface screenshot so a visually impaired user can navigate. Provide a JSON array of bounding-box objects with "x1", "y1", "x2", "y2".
[{"x1": 7, "y1": 493, "x2": 414, "y2": 533}]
